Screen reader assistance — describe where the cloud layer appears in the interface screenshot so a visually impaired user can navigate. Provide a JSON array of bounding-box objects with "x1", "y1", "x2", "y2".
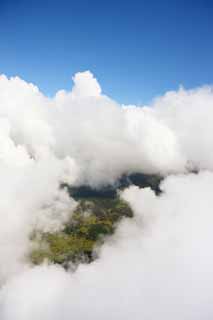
[{"x1": 0, "y1": 71, "x2": 213, "y2": 319}]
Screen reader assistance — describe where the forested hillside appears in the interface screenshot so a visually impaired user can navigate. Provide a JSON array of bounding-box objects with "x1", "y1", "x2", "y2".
[{"x1": 30, "y1": 173, "x2": 161, "y2": 267}]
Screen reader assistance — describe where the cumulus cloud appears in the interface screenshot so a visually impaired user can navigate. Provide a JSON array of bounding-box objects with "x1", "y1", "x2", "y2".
[
  {"x1": 71, "y1": 70, "x2": 102, "y2": 98},
  {"x1": 0, "y1": 71, "x2": 213, "y2": 319},
  {"x1": 1, "y1": 172, "x2": 213, "y2": 319}
]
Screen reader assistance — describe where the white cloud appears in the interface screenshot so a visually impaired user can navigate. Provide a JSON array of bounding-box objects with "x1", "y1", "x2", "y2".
[
  {"x1": 2, "y1": 172, "x2": 213, "y2": 319},
  {"x1": 0, "y1": 71, "x2": 213, "y2": 319}
]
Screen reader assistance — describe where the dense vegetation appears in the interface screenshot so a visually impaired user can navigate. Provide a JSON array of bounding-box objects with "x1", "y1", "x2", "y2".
[
  {"x1": 30, "y1": 197, "x2": 133, "y2": 267},
  {"x1": 30, "y1": 173, "x2": 161, "y2": 268}
]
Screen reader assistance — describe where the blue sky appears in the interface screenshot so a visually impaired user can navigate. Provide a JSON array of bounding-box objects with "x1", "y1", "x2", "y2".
[{"x1": 0, "y1": 0, "x2": 213, "y2": 104}]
